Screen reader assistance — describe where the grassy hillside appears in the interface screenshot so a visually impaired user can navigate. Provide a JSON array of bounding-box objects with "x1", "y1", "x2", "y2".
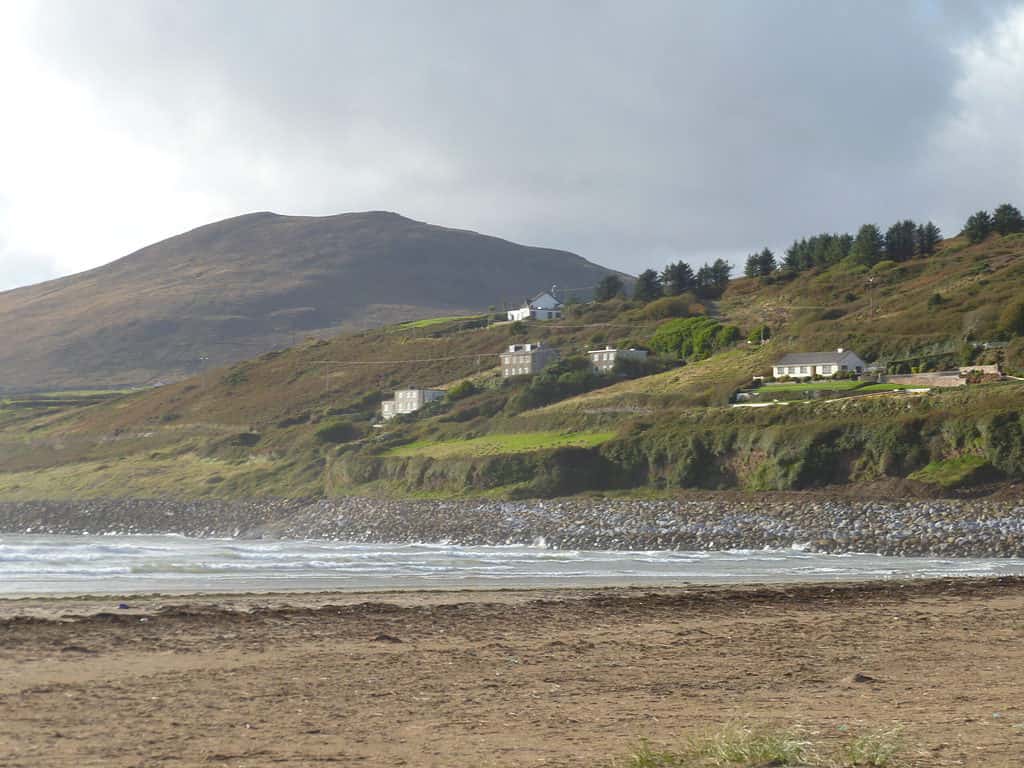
[
  {"x1": 2, "y1": 229, "x2": 1023, "y2": 501},
  {"x1": 0, "y1": 211, "x2": 626, "y2": 392}
]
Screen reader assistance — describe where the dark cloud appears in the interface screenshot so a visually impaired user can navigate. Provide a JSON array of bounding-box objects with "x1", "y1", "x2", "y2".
[{"x1": 5, "y1": 0, "x2": 1024, "y2": 284}]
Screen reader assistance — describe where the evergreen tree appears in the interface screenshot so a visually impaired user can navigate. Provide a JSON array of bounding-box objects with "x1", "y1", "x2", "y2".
[
  {"x1": 963, "y1": 210, "x2": 992, "y2": 244},
  {"x1": 915, "y1": 221, "x2": 941, "y2": 256},
  {"x1": 992, "y1": 203, "x2": 1024, "y2": 236},
  {"x1": 594, "y1": 275, "x2": 624, "y2": 302},
  {"x1": 782, "y1": 240, "x2": 803, "y2": 272},
  {"x1": 756, "y1": 247, "x2": 776, "y2": 275},
  {"x1": 694, "y1": 264, "x2": 716, "y2": 296},
  {"x1": 744, "y1": 253, "x2": 761, "y2": 279},
  {"x1": 884, "y1": 219, "x2": 917, "y2": 262},
  {"x1": 710, "y1": 258, "x2": 732, "y2": 293},
  {"x1": 849, "y1": 224, "x2": 884, "y2": 266},
  {"x1": 632, "y1": 269, "x2": 663, "y2": 302},
  {"x1": 661, "y1": 261, "x2": 695, "y2": 295}
]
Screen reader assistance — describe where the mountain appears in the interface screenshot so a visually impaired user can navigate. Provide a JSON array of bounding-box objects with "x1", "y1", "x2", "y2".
[{"x1": 0, "y1": 211, "x2": 625, "y2": 391}]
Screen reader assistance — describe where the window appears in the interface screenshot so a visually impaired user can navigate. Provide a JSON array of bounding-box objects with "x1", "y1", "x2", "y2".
[{"x1": 800, "y1": 366, "x2": 808, "y2": 375}]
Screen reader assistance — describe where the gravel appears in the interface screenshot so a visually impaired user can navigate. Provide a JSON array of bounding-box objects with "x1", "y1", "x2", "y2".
[{"x1": 2, "y1": 496, "x2": 1023, "y2": 557}]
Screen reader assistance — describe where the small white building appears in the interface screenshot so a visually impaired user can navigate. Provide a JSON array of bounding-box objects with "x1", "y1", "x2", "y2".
[
  {"x1": 772, "y1": 348, "x2": 866, "y2": 379},
  {"x1": 499, "y1": 342, "x2": 560, "y2": 377},
  {"x1": 380, "y1": 387, "x2": 446, "y2": 420},
  {"x1": 507, "y1": 291, "x2": 563, "y2": 322},
  {"x1": 587, "y1": 346, "x2": 648, "y2": 373}
]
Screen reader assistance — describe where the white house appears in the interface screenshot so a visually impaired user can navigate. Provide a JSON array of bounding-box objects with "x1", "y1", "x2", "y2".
[
  {"x1": 587, "y1": 346, "x2": 648, "y2": 373},
  {"x1": 499, "y1": 342, "x2": 560, "y2": 377},
  {"x1": 507, "y1": 291, "x2": 563, "y2": 322},
  {"x1": 380, "y1": 387, "x2": 446, "y2": 420},
  {"x1": 772, "y1": 348, "x2": 866, "y2": 379}
]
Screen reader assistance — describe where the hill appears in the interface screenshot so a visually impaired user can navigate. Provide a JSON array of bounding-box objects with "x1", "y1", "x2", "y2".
[
  {"x1": 2, "y1": 228, "x2": 1023, "y2": 501},
  {"x1": 0, "y1": 211, "x2": 624, "y2": 392}
]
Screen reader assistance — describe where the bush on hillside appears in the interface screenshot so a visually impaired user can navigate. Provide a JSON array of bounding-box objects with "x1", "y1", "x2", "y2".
[
  {"x1": 446, "y1": 380, "x2": 478, "y2": 401},
  {"x1": 649, "y1": 317, "x2": 742, "y2": 361},
  {"x1": 747, "y1": 325, "x2": 771, "y2": 343},
  {"x1": 314, "y1": 420, "x2": 360, "y2": 444},
  {"x1": 1004, "y1": 338, "x2": 1024, "y2": 374},
  {"x1": 999, "y1": 298, "x2": 1024, "y2": 337},
  {"x1": 505, "y1": 356, "x2": 608, "y2": 413},
  {"x1": 635, "y1": 294, "x2": 696, "y2": 320}
]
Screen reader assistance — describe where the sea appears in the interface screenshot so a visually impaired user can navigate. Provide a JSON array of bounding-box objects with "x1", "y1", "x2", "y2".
[{"x1": 2, "y1": 533, "x2": 1024, "y2": 596}]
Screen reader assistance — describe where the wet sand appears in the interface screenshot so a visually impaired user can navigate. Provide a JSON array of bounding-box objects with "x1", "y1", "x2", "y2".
[{"x1": 1, "y1": 578, "x2": 1022, "y2": 767}]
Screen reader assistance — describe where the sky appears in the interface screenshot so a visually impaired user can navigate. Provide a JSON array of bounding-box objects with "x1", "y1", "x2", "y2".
[{"x1": 2, "y1": 0, "x2": 1024, "y2": 291}]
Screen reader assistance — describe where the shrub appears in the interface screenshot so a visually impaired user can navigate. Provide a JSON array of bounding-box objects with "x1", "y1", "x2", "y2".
[
  {"x1": 505, "y1": 356, "x2": 608, "y2": 413},
  {"x1": 649, "y1": 317, "x2": 742, "y2": 361},
  {"x1": 747, "y1": 324, "x2": 771, "y2": 343},
  {"x1": 315, "y1": 420, "x2": 360, "y2": 444},
  {"x1": 636, "y1": 295, "x2": 694, "y2": 320},
  {"x1": 446, "y1": 380, "x2": 478, "y2": 401},
  {"x1": 999, "y1": 298, "x2": 1024, "y2": 337}
]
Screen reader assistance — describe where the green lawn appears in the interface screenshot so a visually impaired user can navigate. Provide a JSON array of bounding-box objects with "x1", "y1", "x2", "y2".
[
  {"x1": 397, "y1": 314, "x2": 487, "y2": 329},
  {"x1": 385, "y1": 430, "x2": 616, "y2": 458},
  {"x1": 755, "y1": 381, "x2": 917, "y2": 394}
]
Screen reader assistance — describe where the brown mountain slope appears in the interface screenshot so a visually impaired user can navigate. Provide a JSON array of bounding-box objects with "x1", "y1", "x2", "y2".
[{"x1": 0, "y1": 211, "x2": 624, "y2": 391}]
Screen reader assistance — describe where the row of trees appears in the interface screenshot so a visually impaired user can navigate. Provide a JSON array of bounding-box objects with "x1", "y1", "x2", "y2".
[
  {"x1": 626, "y1": 259, "x2": 732, "y2": 302},
  {"x1": 610, "y1": 201, "x2": 1022, "y2": 301},
  {"x1": 963, "y1": 203, "x2": 1024, "y2": 244}
]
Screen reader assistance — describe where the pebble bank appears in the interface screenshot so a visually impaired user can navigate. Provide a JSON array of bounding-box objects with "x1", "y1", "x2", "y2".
[{"x1": 1, "y1": 497, "x2": 1023, "y2": 557}]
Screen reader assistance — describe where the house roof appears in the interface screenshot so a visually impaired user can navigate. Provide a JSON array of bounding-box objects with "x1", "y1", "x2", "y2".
[{"x1": 774, "y1": 351, "x2": 859, "y2": 366}]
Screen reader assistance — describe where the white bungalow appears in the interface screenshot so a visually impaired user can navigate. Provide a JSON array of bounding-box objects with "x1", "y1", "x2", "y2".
[
  {"x1": 507, "y1": 291, "x2": 563, "y2": 322},
  {"x1": 772, "y1": 348, "x2": 866, "y2": 379}
]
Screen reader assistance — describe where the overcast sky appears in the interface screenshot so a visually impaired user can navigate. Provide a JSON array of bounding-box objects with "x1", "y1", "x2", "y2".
[{"x1": 2, "y1": 0, "x2": 1024, "y2": 290}]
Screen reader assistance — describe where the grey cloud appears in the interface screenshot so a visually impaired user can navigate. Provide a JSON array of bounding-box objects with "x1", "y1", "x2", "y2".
[{"x1": 15, "y1": 0, "x2": 1024, "y2": 277}]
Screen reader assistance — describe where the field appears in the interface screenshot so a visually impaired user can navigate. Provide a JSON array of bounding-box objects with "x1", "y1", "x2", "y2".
[
  {"x1": 395, "y1": 314, "x2": 487, "y2": 329},
  {"x1": 385, "y1": 430, "x2": 616, "y2": 458}
]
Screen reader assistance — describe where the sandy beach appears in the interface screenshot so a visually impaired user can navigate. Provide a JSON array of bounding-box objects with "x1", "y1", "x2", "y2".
[{"x1": 1, "y1": 578, "x2": 1022, "y2": 767}]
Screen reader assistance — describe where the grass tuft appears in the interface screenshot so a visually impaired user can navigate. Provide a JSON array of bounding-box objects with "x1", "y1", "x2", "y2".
[
  {"x1": 618, "y1": 726, "x2": 906, "y2": 768},
  {"x1": 837, "y1": 729, "x2": 903, "y2": 767}
]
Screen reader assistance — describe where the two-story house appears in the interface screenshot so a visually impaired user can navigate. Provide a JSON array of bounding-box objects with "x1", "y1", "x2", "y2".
[
  {"x1": 380, "y1": 387, "x2": 446, "y2": 420},
  {"x1": 499, "y1": 342, "x2": 560, "y2": 377}
]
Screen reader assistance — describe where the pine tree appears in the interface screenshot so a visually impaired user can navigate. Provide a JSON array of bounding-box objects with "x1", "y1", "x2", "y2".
[
  {"x1": 632, "y1": 269, "x2": 663, "y2": 302},
  {"x1": 884, "y1": 219, "x2": 917, "y2": 262},
  {"x1": 744, "y1": 253, "x2": 761, "y2": 279},
  {"x1": 695, "y1": 264, "x2": 716, "y2": 297},
  {"x1": 756, "y1": 247, "x2": 776, "y2": 275},
  {"x1": 992, "y1": 203, "x2": 1024, "y2": 236},
  {"x1": 850, "y1": 224, "x2": 884, "y2": 266},
  {"x1": 915, "y1": 221, "x2": 941, "y2": 256},
  {"x1": 963, "y1": 210, "x2": 992, "y2": 244},
  {"x1": 594, "y1": 275, "x2": 624, "y2": 302},
  {"x1": 712, "y1": 260, "x2": 729, "y2": 292},
  {"x1": 661, "y1": 261, "x2": 695, "y2": 295}
]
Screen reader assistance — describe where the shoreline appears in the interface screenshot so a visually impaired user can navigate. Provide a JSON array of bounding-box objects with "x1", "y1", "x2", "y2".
[
  {"x1": 3, "y1": 494, "x2": 1024, "y2": 557},
  {"x1": 1, "y1": 572, "x2": 1020, "y2": 620}
]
